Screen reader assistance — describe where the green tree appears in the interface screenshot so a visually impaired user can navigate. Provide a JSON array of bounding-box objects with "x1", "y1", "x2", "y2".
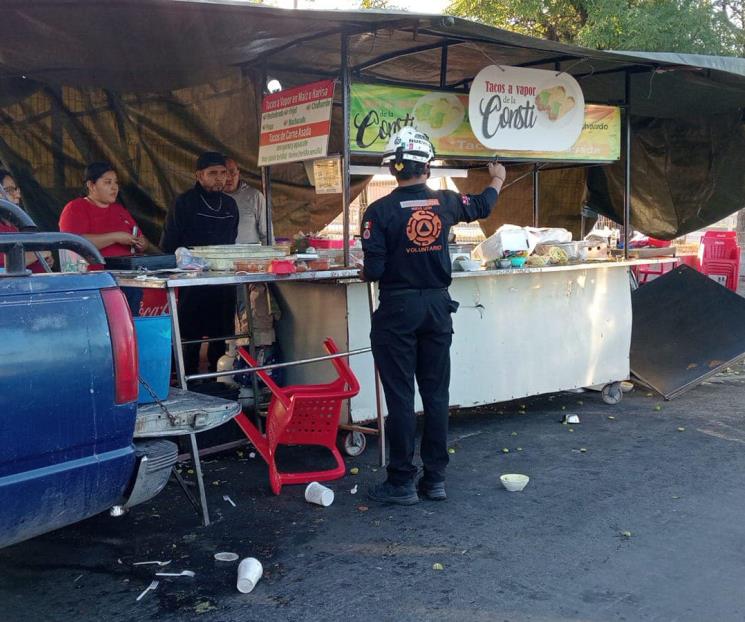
[
  {"x1": 711, "y1": 0, "x2": 745, "y2": 54},
  {"x1": 446, "y1": 0, "x2": 739, "y2": 55}
]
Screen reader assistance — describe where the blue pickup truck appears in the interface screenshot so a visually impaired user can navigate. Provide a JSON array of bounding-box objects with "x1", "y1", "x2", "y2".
[{"x1": 0, "y1": 199, "x2": 177, "y2": 548}]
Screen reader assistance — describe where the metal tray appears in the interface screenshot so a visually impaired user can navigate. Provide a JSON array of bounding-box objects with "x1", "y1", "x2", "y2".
[{"x1": 106, "y1": 254, "x2": 177, "y2": 270}]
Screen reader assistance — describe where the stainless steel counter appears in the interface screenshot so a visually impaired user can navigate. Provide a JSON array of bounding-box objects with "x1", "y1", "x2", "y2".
[
  {"x1": 112, "y1": 258, "x2": 675, "y2": 289},
  {"x1": 113, "y1": 268, "x2": 361, "y2": 288}
]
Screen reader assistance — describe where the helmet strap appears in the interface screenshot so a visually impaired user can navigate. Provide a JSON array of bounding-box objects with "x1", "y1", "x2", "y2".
[{"x1": 390, "y1": 146, "x2": 404, "y2": 171}]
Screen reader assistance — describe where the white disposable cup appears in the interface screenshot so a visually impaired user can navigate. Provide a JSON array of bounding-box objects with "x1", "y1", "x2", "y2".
[
  {"x1": 236, "y1": 557, "x2": 263, "y2": 593},
  {"x1": 304, "y1": 482, "x2": 334, "y2": 507}
]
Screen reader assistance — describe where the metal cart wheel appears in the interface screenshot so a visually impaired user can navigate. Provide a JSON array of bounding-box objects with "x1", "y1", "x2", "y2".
[
  {"x1": 602, "y1": 381, "x2": 623, "y2": 405},
  {"x1": 342, "y1": 431, "x2": 367, "y2": 457}
]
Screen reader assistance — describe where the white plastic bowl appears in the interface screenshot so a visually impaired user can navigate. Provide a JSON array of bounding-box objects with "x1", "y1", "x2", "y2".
[{"x1": 500, "y1": 473, "x2": 530, "y2": 492}]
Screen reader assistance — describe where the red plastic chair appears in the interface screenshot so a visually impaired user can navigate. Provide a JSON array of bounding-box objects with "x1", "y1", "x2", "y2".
[
  {"x1": 699, "y1": 231, "x2": 740, "y2": 291},
  {"x1": 233, "y1": 338, "x2": 360, "y2": 495},
  {"x1": 635, "y1": 261, "x2": 675, "y2": 284},
  {"x1": 700, "y1": 231, "x2": 739, "y2": 260}
]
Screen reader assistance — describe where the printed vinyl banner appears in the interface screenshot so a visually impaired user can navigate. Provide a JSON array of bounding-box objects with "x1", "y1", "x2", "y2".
[
  {"x1": 349, "y1": 82, "x2": 617, "y2": 161},
  {"x1": 469, "y1": 66, "x2": 585, "y2": 151},
  {"x1": 258, "y1": 80, "x2": 335, "y2": 166}
]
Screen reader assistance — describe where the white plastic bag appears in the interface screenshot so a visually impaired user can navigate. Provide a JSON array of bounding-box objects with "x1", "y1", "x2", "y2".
[
  {"x1": 524, "y1": 227, "x2": 572, "y2": 253},
  {"x1": 472, "y1": 225, "x2": 529, "y2": 261},
  {"x1": 175, "y1": 247, "x2": 209, "y2": 270}
]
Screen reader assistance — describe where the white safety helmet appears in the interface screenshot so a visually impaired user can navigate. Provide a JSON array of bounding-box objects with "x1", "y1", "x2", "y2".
[{"x1": 381, "y1": 126, "x2": 435, "y2": 165}]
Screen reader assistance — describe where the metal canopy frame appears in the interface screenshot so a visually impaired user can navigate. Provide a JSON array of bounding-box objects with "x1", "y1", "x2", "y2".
[
  {"x1": 256, "y1": 18, "x2": 640, "y2": 276},
  {"x1": 340, "y1": 41, "x2": 637, "y2": 258},
  {"x1": 249, "y1": 16, "x2": 654, "y2": 469}
]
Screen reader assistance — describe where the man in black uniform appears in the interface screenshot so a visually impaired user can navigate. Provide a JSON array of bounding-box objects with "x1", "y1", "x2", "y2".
[
  {"x1": 362, "y1": 127, "x2": 506, "y2": 505},
  {"x1": 161, "y1": 152, "x2": 239, "y2": 375}
]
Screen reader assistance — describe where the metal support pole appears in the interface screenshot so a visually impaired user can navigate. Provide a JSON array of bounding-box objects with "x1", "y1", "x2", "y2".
[
  {"x1": 341, "y1": 33, "x2": 352, "y2": 266},
  {"x1": 532, "y1": 164, "x2": 540, "y2": 227},
  {"x1": 623, "y1": 72, "x2": 632, "y2": 259},
  {"x1": 168, "y1": 288, "x2": 187, "y2": 390},
  {"x1": 367, "y1": 281, "x2": 386, "y2": 468},
  {"x1": 257, "y1": 68, "x2": 274, "y2": 244},
  {"x1": 439, "y1": 43, "x2": 448, "y2": 88},
  {"x1": 188, "y1": 346, "x2": 373, "y2": 381},
  {"x1": 245, "y1": 284, "x2": 262, "y2": 420},
  {"x1": 166, "y1": 287, "x2": 210, "y2": 526},
  {"x1": 262, "y1": 166, "x2": 273, "y2": 244},
  {"x1": 188, "y1": 432, "x2": 210, "y2": 526}
]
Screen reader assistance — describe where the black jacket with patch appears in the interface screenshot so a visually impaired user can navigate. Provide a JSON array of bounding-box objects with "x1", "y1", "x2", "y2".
[{"x1": 361, "y1": 183, "x2": 498, "y2": 290}]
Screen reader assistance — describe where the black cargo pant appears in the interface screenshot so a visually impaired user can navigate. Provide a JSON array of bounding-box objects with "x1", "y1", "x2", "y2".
[
  {"x1": 371, "y1": 288, "x2": 457, "y2": 486},
  {"x1": 178, "y1": 285, "x2": 236, "y2": 376}
]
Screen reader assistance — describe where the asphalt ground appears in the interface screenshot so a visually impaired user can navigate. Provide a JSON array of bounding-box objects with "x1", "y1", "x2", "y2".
[{"x1": 3, "y1": 368, "x2": 745, "y2": 622}]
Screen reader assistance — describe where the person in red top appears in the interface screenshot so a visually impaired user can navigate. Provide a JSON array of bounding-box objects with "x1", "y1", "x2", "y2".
[
  {"x1": 59, "y1": 162, "x2": 158, "y2": 263},
  {"x1": 0, "y1": 168, "x2": 52, "y2": 273},
  {"x1": 59, "y1": 162, "x2": 158, "y2": 314}
]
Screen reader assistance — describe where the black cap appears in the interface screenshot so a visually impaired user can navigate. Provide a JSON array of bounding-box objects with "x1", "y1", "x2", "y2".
[{"x1": 196, "y1": 151, "x2": 226, "y2": 171}]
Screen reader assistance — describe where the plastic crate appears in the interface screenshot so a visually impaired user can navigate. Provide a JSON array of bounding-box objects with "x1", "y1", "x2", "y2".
[
  {"x1": 134, "y1": 315, "x2": 172, "y2": 404},
  {"x1": 308, "y1": 237, "x2": 350, "y2": 249},
  {"x1": 269, "y1": 259, "x2": 297, "y2": 274},
  {"x1": 701, "y1": 231, "x2": 740, "y2": 260}
]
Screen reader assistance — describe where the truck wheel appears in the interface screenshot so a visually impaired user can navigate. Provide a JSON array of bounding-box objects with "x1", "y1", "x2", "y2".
[
  {"x1": 342, "y1": 431, "x2": 367, "y2": 457},
  {"x1": 602, "y1": 382, "x2": 623, "y2": 405}
]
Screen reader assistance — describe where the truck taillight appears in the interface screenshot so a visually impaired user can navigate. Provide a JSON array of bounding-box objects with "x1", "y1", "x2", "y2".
[{"x1": 101, "y1": 288, "x2": 139, "y2": 404}]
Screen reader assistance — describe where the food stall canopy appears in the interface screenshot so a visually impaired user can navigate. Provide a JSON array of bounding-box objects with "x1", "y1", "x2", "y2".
[{"x1": 1, "y1": 1, "x2": 744, "y2": 239}]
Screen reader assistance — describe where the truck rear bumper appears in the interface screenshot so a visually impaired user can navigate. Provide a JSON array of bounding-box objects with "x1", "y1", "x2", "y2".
[{"x1": 116, "y1": 440, "x2": 178, "y2": 511}]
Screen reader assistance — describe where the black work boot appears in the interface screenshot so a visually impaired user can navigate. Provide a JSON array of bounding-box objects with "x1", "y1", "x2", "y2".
[
  {"x1": 417, "y1": 478, "x2": 447, "y2": 501},
  {"x1": 368, "y1": 480, "x2": 419, "y2": 505}
]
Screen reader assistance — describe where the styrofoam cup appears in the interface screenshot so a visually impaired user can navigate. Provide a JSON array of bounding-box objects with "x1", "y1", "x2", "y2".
[
  {"x1": 236, "y1": 557, "x2": 263, "y2": 593},
  {"x1": 305, "y1": 482, "x2": 334, "y2": 507}
]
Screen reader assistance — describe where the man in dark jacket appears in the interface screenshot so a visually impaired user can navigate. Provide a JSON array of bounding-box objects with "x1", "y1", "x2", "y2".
[
  {"x1": 362, "y1": 127, "x2": 506, "y2": 505},
  {"x1": 161, "y1": 152, "x2": 239, "y2": 375}
]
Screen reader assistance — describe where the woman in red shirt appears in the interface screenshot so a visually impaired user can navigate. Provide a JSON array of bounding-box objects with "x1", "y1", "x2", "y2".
[
  {"x1": 0, "y1": 169, "x2": 52, "y2": 273},
  {"x1": 59, "y1": 162, "x2": 158, "y2": 262},
  {"x1": 59, "y1": 162, "x2": 158, "y2": 315}
]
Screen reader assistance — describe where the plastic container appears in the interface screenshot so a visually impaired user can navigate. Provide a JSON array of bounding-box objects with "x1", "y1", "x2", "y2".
[
  {"x1": 134, "y1": 315, "x2": 172, "y2": 404},
  {"x1": 269, "y1": 259, "x2": 296, "y2": 274},
  {"x1": 646, "y1": 237, "x2": 672, "y2": 248},
  {"x1": 308, "y1": 237, "x2": 348, "y2": 249},
  {"x1": 308, "y1": 257, "x2": 331, "y2": 271},
  {"x1": 189, "y1": 244, "x2": 288, "y2": 271},
  {"x1": 510, "y1": 256, "x2": 527, "y2": 268},
  {"x1": 534, "y1": 242, "x2": 587, "y2": 264},
  {"x1": 235, "y1": 258, "x2": 272, "y2": 273}
]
